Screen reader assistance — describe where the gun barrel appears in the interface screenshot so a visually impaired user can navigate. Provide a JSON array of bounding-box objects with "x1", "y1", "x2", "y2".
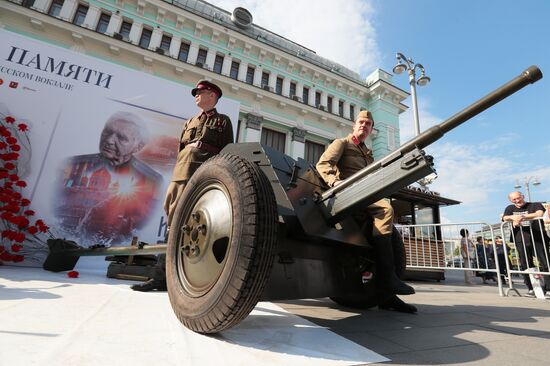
[{"x1": 320, "y1": 65, "x2": 542, "y2": 202}]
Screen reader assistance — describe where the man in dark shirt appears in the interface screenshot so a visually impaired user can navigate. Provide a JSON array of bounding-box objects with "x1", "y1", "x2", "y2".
[
  {"x1": 132, "y1": 80, "x2": 233, "y2": 292},
  {"x1": 502, "y1": 191, "x2": 549, "y2": 297}
]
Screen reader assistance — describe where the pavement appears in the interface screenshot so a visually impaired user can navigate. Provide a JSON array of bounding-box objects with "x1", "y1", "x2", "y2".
[{"x1": 1, "y1": 263, "x2": 549, "y2": 366}]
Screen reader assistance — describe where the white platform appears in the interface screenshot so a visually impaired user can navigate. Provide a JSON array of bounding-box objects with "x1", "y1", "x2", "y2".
[{"x1": 0, "y1": 265, "x2": 388, "y2": 366}]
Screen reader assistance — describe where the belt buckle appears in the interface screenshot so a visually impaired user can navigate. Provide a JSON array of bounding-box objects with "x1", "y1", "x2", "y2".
[{"x1": 195, "y1": 140, "x2": 202, "y2": 149}]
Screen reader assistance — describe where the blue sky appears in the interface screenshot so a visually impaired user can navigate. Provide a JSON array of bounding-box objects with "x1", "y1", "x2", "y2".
[{"x1": 209, "y1": 0, "x2": 550, "y2": 224}]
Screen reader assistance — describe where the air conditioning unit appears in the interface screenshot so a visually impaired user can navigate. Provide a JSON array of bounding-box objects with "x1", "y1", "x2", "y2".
[
  {"x1": 292, "y1": 95, "x2": 302, "y2": 102},
  {"x1": 113, "y1": 32, "x2": 123, "y2": 41},
  {"x1": 155, "y1": 47, "x2": 165, "y2": 55}
]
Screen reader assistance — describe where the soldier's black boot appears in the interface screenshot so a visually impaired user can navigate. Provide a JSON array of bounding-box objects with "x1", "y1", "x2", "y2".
[
  {"x1": 131, "y1": 278, "x2": 167, "y2": 292},
  {"x1": 372, "y1": 234, "x2": 415, "y2": 295},
  {"x1": 379, "y1": 295, "x2": 417, "y2": 314},
  {"x1": 131, "y1": 254, "x2": 167, "y2": 292}
]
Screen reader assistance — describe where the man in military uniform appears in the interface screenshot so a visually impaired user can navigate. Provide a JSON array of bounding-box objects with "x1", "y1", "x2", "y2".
[
  {"x1": 132, "y1": 79, "x2": 233, "y2": 292},
  {"x1": 316, "y1": 110, "x2": 417, "y2": 313}
]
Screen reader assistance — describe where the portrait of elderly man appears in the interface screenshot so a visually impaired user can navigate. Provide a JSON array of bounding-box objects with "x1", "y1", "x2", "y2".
[{"x1": 55, "y1": 111, "x2": 162, "y2": 245}]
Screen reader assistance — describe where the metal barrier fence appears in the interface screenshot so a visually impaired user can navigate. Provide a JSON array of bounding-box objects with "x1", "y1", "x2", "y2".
[
  {"x1": 500, "y1": 218, "x2": 550, "y2": 298},
  {"x1": 398, "y1": 222, "x2": 505, "y2": 296}
]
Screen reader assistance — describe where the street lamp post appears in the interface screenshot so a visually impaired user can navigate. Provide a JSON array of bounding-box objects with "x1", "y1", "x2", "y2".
[
  {"x1": 514, "y1": 177, "x2": 541, "y2": 201},
  {"x1": 392, "y1": 52, "x2": 431, "y2": 137}
]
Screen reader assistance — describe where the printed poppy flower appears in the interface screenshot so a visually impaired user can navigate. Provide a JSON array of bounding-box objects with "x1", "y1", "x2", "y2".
[
  {"x1": 4, "y1": 116, "x2": 15, "y2": 124},
  {"x1": 0, "y1": 251, "x2": 13, "y2": 261},
  {"x1": 24, "y1": 210, "x2": 35, "y2": 216},
  {"x1": 9, "y1": 174, "x2": 19, "y2": 181},
  {"x1": 17, "y1": 123, "x2": 28, "y2": 132},
  {"x1": 14, "y1": 232, "x2": 26, "y2": 242},
  {"x1": 4, "y1": 162, "x2": 15, "y2": 170},
  {"x1": 0, "y1": 212, "x2": 13, "y2": 220},
  {"x1": 67, "y1": 271, "x2": 79, "y2": 278},
  {"x1": 4, "y1": 182, "x2": 13, "y2": 189},
  {"x1": 13, "y1": 254, "x2": 24, "y2": 262},
  {"x1": 38, "y1": 224, "x2": 49, "y2": 233},
  {"x1": 15, "y1": 181, "x2": 27, "y2": 188},
  {"x1": 12, "y1": 192, "x2": 22, "y2": 200},
  {"x1": 27, "y1": 226, "x2": 38, "y2": 234},
  {"x1": 0, "y1": 128, "x2": 11, "y2": 137},
  {"x1": 0, "y1": 171, "x2": 8, "y2": 179},
  {"x1": 11, "y1": 145, "x2": 21, "y2": 152},
  {"x1": 11, "y1": 244, "x2": 22, "y2": 252},
  {"x1": 15, "y1": 217, "x2": 29, "y2": 229},
  {"x1": 0, "y1": 142, "x2": 7, "y2": 150},
  {"x1": 6, "y1": 137, "x2": 17, "y2": 145},
  {"x1": 21, "y1": 198, "x2": 30, "y2": 206}
]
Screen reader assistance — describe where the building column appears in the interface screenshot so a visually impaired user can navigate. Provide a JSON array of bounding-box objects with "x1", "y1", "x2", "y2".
[
  {"x1": 59, "y1": 0, "x2": 77, "y2": 22},
  {"x1": 187, "y1": 42, "x2": 200, "y2": 65},
  {"x1": 149, "y1": 28, "x2": 163, "y2": 51},
  {"x1": 290, "y1": 127, "x2": 306, "y2": 160},
  {"x1": 296, "y1": 81, "x2": 304, "y2": 102},
  {"x1": 253, "y1": 66, "x2": 262, "y2": 87},
  {"x1": 237, "y1": 61, "x2": 248, "y2": 82},
  {"x1": 205, "y1": 48, "x2": 216, "y2": 71},
  {"x1": 343, "y1": 101, "x2": 351, "y2": 119},
  {"x1": 321, "y1": 91, "x2": 328, "y2": 109},
  {"x1": 308, "y1": 88, "x2": 316, "y2": 106},
  {"x1": 282, "y1": 77, "x2": 291, "y2": 97},
  {"x1": 245, "y1": 113, "x2": 262, "y2": 142},
  {"x1": 82, "y1": 5, "x2": 101, "y2": 30},
  {"x1": 169, "y1": 36, "x2": 181, "y2": 58},
  {"x1": 221, "y1": 54, "x2": 232, "y2": 76},
  {"x1": 106, "y1": 13, "x2": 122, "y2": 36},
  {"x1": 31, "y1": 0, "x2": 51, "y2": 12},
  {"x1": 268, "y1": 73, "x2": 277, "y2": 91},
  {"x1": 128, "y1": 22, "x2": 143, "y2": 45},
  {"x1": 332, "y1": 97, "x2": 339, "y2": 115}
]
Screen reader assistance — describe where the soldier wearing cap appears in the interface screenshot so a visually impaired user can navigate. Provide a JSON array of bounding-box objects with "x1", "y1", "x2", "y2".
[
  {"x1": 132, "y1": 79, "x2": 233, "y2": 292},
  {"x1": 316, "y1": 110, "x2": 417, "y2": 313}
]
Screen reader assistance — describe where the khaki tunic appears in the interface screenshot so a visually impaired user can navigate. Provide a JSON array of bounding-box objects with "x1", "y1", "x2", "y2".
[
  {"x1": 165, "y1": 108, "x2": 233, "y2": 226},
  {"x1": 316, "y1": 134, "x2": 393, "y2": 236}
]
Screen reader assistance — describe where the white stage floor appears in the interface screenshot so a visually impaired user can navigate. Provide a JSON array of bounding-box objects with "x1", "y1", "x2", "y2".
[{"x1": 0, "y1": 264, "x2": 387, "y2": 366}]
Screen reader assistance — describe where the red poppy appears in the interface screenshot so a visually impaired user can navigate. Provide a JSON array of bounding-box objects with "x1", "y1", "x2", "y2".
[
  {"x1": 11, "y1": 145, "x2": 21, "y2": 152},
  {"x1": 67, "y1": 271, "x2": 79, "y2": 278},
  {"x1": 9, "y1": 174, "x2": 19, "y2": 181},
  {"x1": 12, "y1": 192, "x2": 22, "y2": 200},
  {"x1": 0, "y1": 142, "x2": 6, "y2": 150},
  {"x1": 0, "y1": 128, "x2": 11, "y2": 138},
  {"x1": 21, "y1": 198, "x2": 30, "y2": 206},
  {"x1": 4, "y1": 162, "x2": 15, "y2": 170},
  {"x1": 0, "y1": 171, "x2": 8, "y2": 179},
  {"x1": 15, "y1": 181, "x2": 27, "y2": 188},
  {"x1": 17, "y1": 123, "x2": 28, "y2": 132},
  {"x1": 11, "y1": 244, "x2": 22, "y2": 252},
  {"x1": 6, "y1": 137, "x2": 17, "y2": 145},
  {"x1": 0, "y1": 251, "x2": 13, "y2": 261},
  {"x1": 24, "y1": 210, "x2": 35, "y2": 216},
  {"x1": 13, "y1": 254, "x2": 24, "y2": 262},
  {"x1": 35, "y1": 219, "x2": 45, "y2": 226},
  {"x1": 14, "y1": 232, "x2": 26, "y2": 242},
  {"x1": 4, "y1": 116, "x2": 15, "y2": 124},
  {"x1": 0, "y1": 212, "x2": 13, "y2": 220},
  {"x1": 38, "y1": 225, "x2": 49, "y2": 233},
  {"x1": 27, "y1": 226, "x2": 38, "y2": 234},
  {"x1": 15, "y1": 217, "x2": 29, "y2": 229},
  {"x1": 4, "y1": 181, "x2": 13, "y2": 189}
]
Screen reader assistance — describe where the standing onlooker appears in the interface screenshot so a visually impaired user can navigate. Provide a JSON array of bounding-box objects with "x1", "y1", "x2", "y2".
[
  {"x1": 494, "y1": 235, "x2": 508, "y2": 282},
  {"x1": 476, "y1": 236, "x2": 496, "y2": 284},
  {"x1": 502, "y1": 191, "x2": 550, "y2": 297},
  {"x1": 460, "y1": 228, "x2": 475, "y2": 284}
]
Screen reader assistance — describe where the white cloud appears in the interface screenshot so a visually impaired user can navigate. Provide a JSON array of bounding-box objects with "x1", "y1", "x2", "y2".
[
  {"x1": 397, "y1": 96, "x2": 441, "y2": 143},
  {"x1": 207, "y1": 0, "x2": 380, "y2": 76}
]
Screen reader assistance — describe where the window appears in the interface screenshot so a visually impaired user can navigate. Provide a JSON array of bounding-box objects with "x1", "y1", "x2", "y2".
[
  {"x1": 302, "y1": 87, "x2": 309, "y2": 104},
  {"x1": 96, "y1": 13, "x2": 111, "y2": 34},
  {"x1": 305, "y1": 141, "x2": 325, "y2": 165},
  {"x1": 229, "y1": 61, "x2": 240, "y2": 80},
  {"x1": 327, "y1": 96, "x2": 333, "y2": 113},
  {"x1": 350, "y1": 105, "x2": 355, "y2": 120},
  {"x1": 72, "y1": 4, "x2": 88, "y2": 26},
  {"x1": 119, "y1": 21, "x2": 132, "y2": 40},
  {"x1": 22, "y1": 0, "x2": 35, "y2": 8},
  {"x1": 245, "y1": 66, "x2": 255, "y2": 85},
  {"x1": 138, "y1": 27, "x2": 152, "y2": 48},
  {"x1": 48, "y1": 0, "x2": 64, "y2": 17},
  {"x1": 289, "y1": 82, "x2": 296, "y2": 98},
  {"x1": 261, "y1": 72, "x2": 269, "y2": 88},
  {"x1": 213, "y1": 55, "x2": 224, "y2": 74},
  {"x1": 315, "y1": 91, "x2": 321, "y2": 107},
  {"x1": 159, "y1": 35, "x2": 172, "y2": 54},
  {"x1": 178, "y1": 42, "x2": 190, "y2": 62},
  {"x1": 196, "y1": 48, "x2": 207, "y2": 66},
  {"x1": 261, "y1": 128, "x2": 285, "y2": 153},
  {"x1": 275, "y1": 77, "x2": 283, "y2": 95},
  {"x1": 338, "y1": 100, "x2": 344, "y2": 117}
]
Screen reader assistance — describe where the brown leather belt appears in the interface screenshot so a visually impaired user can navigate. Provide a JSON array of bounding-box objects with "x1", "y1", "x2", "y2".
[{"x1": 187, "y1": 141, "x2": 221, "y2": 154}]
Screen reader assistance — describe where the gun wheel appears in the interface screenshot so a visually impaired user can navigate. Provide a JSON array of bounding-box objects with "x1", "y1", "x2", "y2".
[
  {"x1": 166, "y1": 153, "x2": 277, "y2": 333},
  {"x1": 330, "y1": 226, "x2": 407, "y2": 309}
]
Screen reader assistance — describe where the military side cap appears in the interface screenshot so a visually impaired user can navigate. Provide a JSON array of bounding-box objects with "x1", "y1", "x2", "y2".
[
  {"x1": 356, "y1": 109, "x2": 374, "y2": 123},
  {"x1": 191, "y1": 79, "x2": 223, "y2": 99}
]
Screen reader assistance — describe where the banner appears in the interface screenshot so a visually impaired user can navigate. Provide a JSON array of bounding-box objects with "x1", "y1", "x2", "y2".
[{"x1": 0, "y1": 29, "x2": 240, "y2": 267}]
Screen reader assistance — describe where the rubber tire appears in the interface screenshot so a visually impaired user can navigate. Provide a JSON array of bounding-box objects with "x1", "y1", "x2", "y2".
[
  {"x1": 166, "y1": 153, "x2": 278, "y2": 333},
  {"x1": 330, "y1": 226, "x2": 407, "y2": 309}
]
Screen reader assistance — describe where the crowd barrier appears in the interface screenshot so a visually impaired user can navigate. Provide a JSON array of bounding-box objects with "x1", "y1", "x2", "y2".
[{"x1": 398, "y1": 222, "x2": 504, "y2": 296}]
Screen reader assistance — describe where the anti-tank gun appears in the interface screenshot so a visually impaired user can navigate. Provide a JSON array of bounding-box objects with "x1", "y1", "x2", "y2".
[{"x1": 43, "y1": 66, "x2": 543, "y2": 334}]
